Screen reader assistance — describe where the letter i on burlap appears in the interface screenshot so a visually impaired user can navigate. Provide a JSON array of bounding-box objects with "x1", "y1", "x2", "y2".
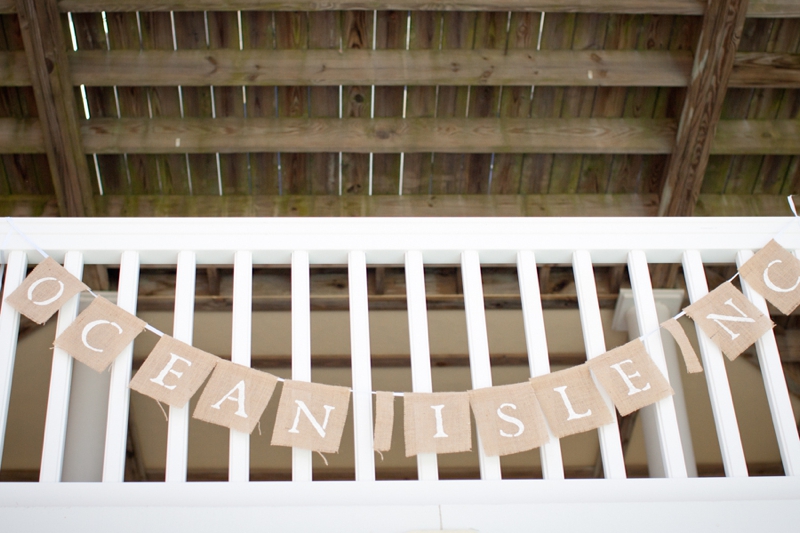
[
  {"x1": 193, "y1": 360, "x2": 279, "y2": 434},
  {"x1": 529, "y1": 364, "x2": 613, "y2": 439},
  {"x1": 683, "y1": 281, "x2": 773, "y2": 361},
  {"x1": 271, "y1": 380, "x2": 351, "y2": 454},
  {"x1": 403, "y1": 392, "x2": 471, "y2": 457},
  {"x1": 6, "y1": 257, "x2": 88, "y2": 324}
]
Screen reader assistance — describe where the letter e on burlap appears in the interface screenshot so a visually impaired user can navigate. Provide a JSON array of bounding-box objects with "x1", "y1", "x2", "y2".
[
  {"x1": 271, "y1": 380, "x2": 351, "y2": 453},
  {"x1": 684, "y1": 282, "x2": 773, "y2": 361},
  {"x1": 588, "y1": 339, "x2": 674, "y2": 416},
  {"x1": 469, "y1": 383, "x2": 549, "y2": 457},
  {"x1": 739, "y1": 239, "x2": 800, "y2": 315},
  {"x1": 403, "y1": 392, "x2": 471, "y2": 457},
  {"x1": 129, "y1": 335, "x2": 218, "y2": 408},
  {"x1": 6, "y1": 257, "x2": 88, "y2": 324},
  {"x1": 53, "y1": 296, "x2": 146, "y2": 372},
  {"x1": 193, "y1": 361, "x2": 279, "y2": 434},
  {"x1": 529, "y1": 364, "x2": 613, "y2": 438}
]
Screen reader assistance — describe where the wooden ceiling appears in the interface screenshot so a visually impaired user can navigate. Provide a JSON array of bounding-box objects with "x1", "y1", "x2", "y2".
[{"x1": 0, "y1": 0, "x2": 798, "y2": 218}]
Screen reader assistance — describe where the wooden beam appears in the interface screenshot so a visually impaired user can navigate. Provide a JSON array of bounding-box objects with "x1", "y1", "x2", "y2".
[
  {"x1": 81, "y1": 117, "x2": 678, "y2": 154},
  {"x1": 658, "y1": 0, "x2": 749, "y2": 217},
  {"x1": 0, "y1": 195, "x2": 59, "y2": 216},
  {"x1": 15, "y1": 0, "x2": 95, "y2": 216},
  {"x1": 51, "y1": 1, "x2": 800, "y2": 17},
  {"x1": 8, "y1": 49, "x2": 800, "y2": 89},
  {"x1": 0, "y1": 118, "x2": 43, "y2": 153},
  {"x1": 68, "y1": 49, "x2": 694, "y2": 87}
]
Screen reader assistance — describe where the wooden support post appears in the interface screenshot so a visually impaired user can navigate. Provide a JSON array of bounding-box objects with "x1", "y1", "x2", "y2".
[
  {"x1": 658, "y1": 0, "x2": 749, "y2": 217},
  {"x1": 15, "y1": 0, "x2": 94, "y2": 216}
]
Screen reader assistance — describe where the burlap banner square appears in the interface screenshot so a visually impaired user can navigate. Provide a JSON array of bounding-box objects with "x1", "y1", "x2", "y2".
[
  {"x1": 683, "y1": 281, "x2": 773, "y2": 361},
  {"x1": 403, "y1": 392, "x2": 471, "y2": 457},
  {"x1": 271, "y1": 380, "x2": 351, "y2": 454},
  {"x1": 6, "y1": 257, "x2": 88, "y2": 324},
  {"x1": 53, "y1": 296, "x2": 146, "y2": 372},
  {"x1": 529, "y1": 364, "x2": 613, "y2": 439},
  {"x1": 129, "y1": 335, "x2": 218, "y2": 408},
  {"x1": 193, "y1": 360, "x2": 279, "y2": 434},
  {"x1": 373, "y1": 391, "x2": 395, "y2": 453},
  {"x1": 660, "y1": 318, "x2": 703, "y2": 374},
  {"x1": 469, "y1": 382, "x2": 549, "y2": 457},
  {"x1": 587, "y1": 339, "x2": 674, "y2": 416},
  {"x1": 739, "y1": 239, "x2": 800, "y2": 315}
]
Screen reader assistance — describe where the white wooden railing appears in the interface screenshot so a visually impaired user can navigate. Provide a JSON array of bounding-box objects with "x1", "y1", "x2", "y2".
[{"x1": 0, "y1": 217, "x2": 799, "y2": 532}]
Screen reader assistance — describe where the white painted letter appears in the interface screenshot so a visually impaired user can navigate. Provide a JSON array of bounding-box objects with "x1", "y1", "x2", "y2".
[
  {"x1": 149, "y1": 352, "x2": 192, "y2": 390},
  {"x1": 609, "y1": 359, "x2": 651, "y2": 396},
  {"x1": 211, "y1": 380, "x2": 247, "y2": 418},
  {"x1": 497, "y1": 403, "x2": 525, "y2": 437},
  {"x1": 27, "y1": 277, "x2": 65, "y2": 306},
  {"x1": 763, "y1": 259, "x2": 800, "y2": 293},
  {"x1": 706, "y1": 298, "x2": 755, "y2": 340},
  {"x1": 81, "y1": 320, "x2": 123, "y2": 353},
  {"x1": 288, "y1": 400, "x2": 335, "y2": 437},
  {"x1": 431, "y1": 404, "x2": 448, "y2": 438},
  {"x1": 553, "y1": 385, "x2": 592, "y2": 421}
]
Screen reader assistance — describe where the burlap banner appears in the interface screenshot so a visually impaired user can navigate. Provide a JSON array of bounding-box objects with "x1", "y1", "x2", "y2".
[
  {"x1": 739, "y1": 239, "x2": 800, "y2": 315},
  {"x1": 684, "y1": 281, "x2": 773, "y2": 361},
  {"x1": 271, "y1": 380, "x2": 351, "y2": 454},
  {"x1": 53, "y1": 296, "x2": 146, "y2": 372},
  {"x1": 403, "y1": 392, "x2": 471, "y2": 457},
  {"x1": 469, "y1": 382, "x2": 549, "y2": 457},
  {"x1": 587, "y1": 339, "x2": 674, "y2": 416},
  {"x1": 660, "y1": 318, "x2": 703, "y2": 374},
  {"x1": 6, "y1": 257, "x2": 88, "y2": 325},
  {"x1": 193, "y1": 360, "x2": 279, "y2": 434},
  {"x1": 373, "y1": 391, "x2": 395, "y2": 453},
  {"x1": 129, "y1": 335, "x2": 218, "y2": 408},
  {"x1": 529, "y1": 364, "x2": 613, "y2": 438}
]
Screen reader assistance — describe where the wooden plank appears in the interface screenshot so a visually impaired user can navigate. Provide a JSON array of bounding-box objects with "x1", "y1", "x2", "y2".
[
  {"x1": 241, "y1": 10, "x2": 278, "y2": 195},
  {"x1": 658, "y1": 0, "x2": 749, "y2": 216},
  {"x1": 0, "y1": 50, "x2": 29, "y2": 85},
  {"x1": 0, "y1": 195, "x2": 59, "y2": 216},
  {"x1": 341, "y1": 10, "x2": 372, "y2": 196},
  {"x1": 0, "y1": 117, "x2": 43, "y2": 152},
  {"x1": 92, "y1": 192, "x2": 660, "y2": 217},
  {"x1": 15, "y1": 0, "x2": 94, "y2": 216},
  {"x1": 372, "y1": 11, "x2": 406, "y2": 195},
  {"x1": 307, "y1": 11, "x2": 340, "y2": 195}
]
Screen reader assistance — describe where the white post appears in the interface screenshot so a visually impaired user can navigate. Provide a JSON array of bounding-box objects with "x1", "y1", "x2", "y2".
[{"x1": 613, "y1": 288, "x2": 697, "y2": 477}]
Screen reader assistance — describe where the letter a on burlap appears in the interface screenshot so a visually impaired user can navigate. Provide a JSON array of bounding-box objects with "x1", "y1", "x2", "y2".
[
  {"x1": 739, "y1": 239, "x2": 800, "y2": 315},
  {"x1": 6, "y1": 257, "x2": 88, "y2": 324},
  {"x1": 53, "y1": 296, "x2": 146, "y2": 372},
  {"x1": 529, "y1": 364, "x2": 613, "y2": 439},
  {"x1": 129, "y1": 335, "x2": 218, "y2": 408},
  {"x1": 193, "y1": 360, "x2": 279, "y2": 434},
  {"x1": 469, "y1": 382, "x2": 549, "y2": 457},
  {"x1": 683, "y1": 282, "x2": 773, "y2": 361},
  {"x1": 271, "y1": 380, "x2": 351, "y2": 453},
  {"x1": 588, "y1": 339, "x2": 674, "y2": 416},
  {"x1": 403, "y1": 392, "x2": 471, "y2": 457}
]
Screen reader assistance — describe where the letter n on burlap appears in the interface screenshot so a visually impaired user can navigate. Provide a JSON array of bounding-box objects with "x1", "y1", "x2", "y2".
[
  {"x1": 529, "y1": 364, "x2": 613, "y2": 439},
  {"x1": 588, "y1": 339, "x2": 674, "y2": 416},
  {"x1": 739, "y1": 239, "x2": 800, "y2": 315},
  {"x1": 193, "y1": 360, "x2": 279, "y2": 434},
  {"x1": 403, "y1": 392, "x2": 471, "y2": 457},
  {"x1": 683, "y1": 281, "x2": 773, "y2": 361},
  {"x1": 129, "y1": 335, "x2": 218, "y2": 408},
  {"x1": 469, "y1": 383, "x2": 549, "y2": 457},
  {"x1": 6, "y1": 257, "x2": 88, "y2": 324},
  {"x1": 271, "y1": 380, "x2": 351, "y2": 454},
  {"x1": 53, "y1": 296, "x2": 146, "y2": 372}
]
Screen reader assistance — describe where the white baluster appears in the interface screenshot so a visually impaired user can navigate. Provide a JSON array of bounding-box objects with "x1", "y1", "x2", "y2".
[{"x1": 292, "y1": 251, "x2": 312, "y2": 482}]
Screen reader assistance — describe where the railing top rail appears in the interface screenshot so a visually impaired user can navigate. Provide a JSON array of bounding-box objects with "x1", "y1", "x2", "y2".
[{"x1": 0, "y1": 217, "x2": 796, "y2": 265}]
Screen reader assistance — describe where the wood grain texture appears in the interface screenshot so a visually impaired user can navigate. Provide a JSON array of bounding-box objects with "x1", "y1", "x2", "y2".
[
  {"x1": 15, "y1": 0, "x2": 94, "y2": 215},
  {"x1": 53, "y1": 0, "x2": 800, "y2": 16},
  {"x1": 659, "y1": 0, "x2": 749, "y2": 216}
]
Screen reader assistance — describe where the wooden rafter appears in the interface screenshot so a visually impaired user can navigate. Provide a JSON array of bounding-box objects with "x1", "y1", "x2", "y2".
[
  {"x1": 658, "y1": 0, "x2": 749, "y2": 217},
  {"x1": 15, "y1": 0, "x2": 94, "y2": 216}
]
